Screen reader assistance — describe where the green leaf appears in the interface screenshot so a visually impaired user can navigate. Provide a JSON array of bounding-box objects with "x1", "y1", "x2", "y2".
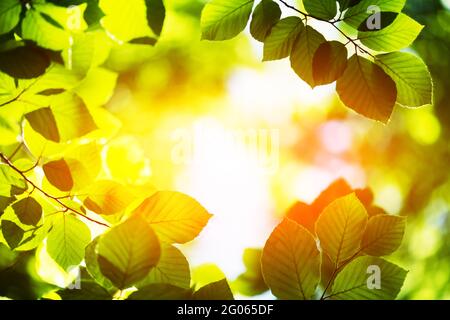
[
  {"x1": 21, "y1": 8, "x2": 70, "y2": 51},
  {"x1": 361, "y1": 215, "x2": 406, "y2": 256},
  {"x1": 193, "y1": 278, "x2": 234, "y2": 300},
  {"x1": 312, "y1": 41, "x2": 348, "y2": 85},
  {"x1": 99, "y1": 0, "x2": 156, "y2": 43},
  {"x1": 358, "y1": 14, "x2": 423, "y2": 52},
  {"x1": 1, "y1": 220, "x2": 24, "y2": 249},
  {"x1": 43, "y1": 159, "x2": 74, "y2": 192},
  {"x1": 343, "y1": 0, "x2": 406, "y2": 28},
  {"x1": 375, "y1": 52, "x2": 433, "y2": 108},
  {"x1": 145, "y1": 0, "x2": 166, "y2": 36},
  {"x1": 132, "y1": 191, "x2": 212, "y2": 244},
  {"x1": 263, "y1": 17, "x2": 303, "y2": 61},
  {"x1": 136, "y1": 243, "x2": 191, "y2": 289},
  {"x1": 290, "y1": 26, "x2": 326, "y2": 88},
  {"x1": 47, "y1": 214, "x2": 91, "y2": 270},
  {"x1": 24, "y1": 107, "x2": 60, "y2": 142},
  {"x1": 233, "y1": 248, "x2": 268, "y2": 296},
  {"x1": 338, "y1": 0, "x2": 363, "y2": 11},
  {"x1": 51, "y1": 93, "x2": 98, "y2": 141},
  {"x1": 315, "y1": 194, "x2": 368, "y2": 267},
  {"x1": 262, "y1": 218, "x2": 320, "y2": 300},
  {"x1": 0, "y1": 43, "x2": 51, "y2": 79},
  {"x1": 357, "y1": 11, "x2": 398, "y2": 31},
  {"x1": 0, "y1": 164, "x2": 27, "y2": 197},
  {"x1": 329, "y1": 256, "x2": 407, "y2": 299},
  {"x1": 12, "y1": 197, "x2": 42, "y2": 226},
  {"x1": 83, "y1": 180, "x2": 136, "y2": 215},
  {"x1": 336, "y1": 55, "x2": 397, "y2": 122},
  {"x1": 97, "y1": 216, "x2": 161, "y2": 289},
  {"x1": 249, "y1": 0, "x2": 281, "y2": 42},
  {"x1": 128, "y1": 283, "x2": 192, "y2": 300},
  {"x1": 84, "y1": 0, "x2": 105, "y2": 26},
  {"x1": 0, "y1": 0, "x2": 21, "y2": 35},
  {"x1": 74, "y1": 67, "x2": 118, "y2": 108},
  {"x1": 57, "y1": 268, "x2": 113, "y2": 300},
  {"x1": 84, "y1": 237, "x2": 115, "y2": 291},
  {"x1": 303, "y1": 0, "x2": 337, "y2": 21},
  {"x1": 200, "y1": 0, "x2": 254, "y2": 41}
]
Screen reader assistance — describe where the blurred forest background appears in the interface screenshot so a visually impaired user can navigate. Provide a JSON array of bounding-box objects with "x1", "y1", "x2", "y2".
[{"x1": 1, "y1": 0, "x2": 449, "y2": 299}]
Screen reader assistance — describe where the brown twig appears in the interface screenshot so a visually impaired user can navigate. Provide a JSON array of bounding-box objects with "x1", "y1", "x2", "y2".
[
  {"x1": 0, "y1": 152, "x2": 109, "y2": 228},
  {"x1": 277, "y1": 0, "x2": 375, "y2": 58}
]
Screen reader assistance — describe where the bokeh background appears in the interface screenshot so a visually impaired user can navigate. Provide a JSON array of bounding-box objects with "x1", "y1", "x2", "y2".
[{"x1": 1, "y1": 0, "x2": 449, "y2": 299}]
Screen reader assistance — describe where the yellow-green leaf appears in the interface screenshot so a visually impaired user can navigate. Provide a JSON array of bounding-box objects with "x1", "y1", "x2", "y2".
[
  {"x1": 132, "y1": 191, "x2": 212, "y2": 244},
  {"x1": 193, "y1": 278, "x2": 234, "y2": 300},
  {"x1": 344, "y1": 0, "x2": 406, "y2": 28},
  {"x1": 97, "y1": 216, "x2": 160, "y2": 289},
  {"x1": 329, "y1": 256, "x2": 407, "y2": 300},
  {"x1": 263, "y1": 16, "x2": 303, "y2": 61},
  {"x1": 250, "y1": 0, "x2": 281, "y2": 42},
  {"x1": 312, "y1": 40, "x2": 348, "y2": 85},
  {"x1": 290, "y1": 26, "x2": 326, "y2": 88},
  {"x1": 0, "y1": 0, "x2": 21, "y2": 35},
  {"x1": 336, "y1": 55, "x2": 397, "y2": 122},
  {"x1": 200, "y1": 0, "x2": 254, "y2": 41},
  {"x1": 262, "y1": 218, "x2": 320, "y2": 300},
  {"x1": 43, "y1": 159, "x2": 74, "y2": 192},
  {"x1": 136, "y1": 243, "x2": 191, "y2": 289},
  {"x1": 362, "y1": 215, "x2": 406, "y2": 256},
  {"x1": 315, "y1": 194, "x2": 368, "y2": 267},
  {"x1": 375, "y1": 51, "x2": 433, "y2": 108},
  {"x1": 304, "y1": 0, "x2": 337, "y2": 21},
  {"x1": 47, "y1": 213, "x2": 91, "y2": 271},
  {"x1": 358, "y1": 14, "x2": 423, "y2": 52}
]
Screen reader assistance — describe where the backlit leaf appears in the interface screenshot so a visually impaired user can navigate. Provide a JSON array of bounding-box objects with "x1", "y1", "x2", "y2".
[
  {"x1": 47, "y1": 213, "x2": 91, "y2": 270},
  {"x1": 361, "y1": 214, "x2": 406, "y2": 256},
  {"x1": 12, "y1": 197, "x2": 42, "y2": 226},
  {"x1": 262, "y1": 16, "x2": 303, "y2": 61},
  {"x1": 193, "y1": 278, "x2": 234, "y2": 300},
  {"x1": 84, "y1": 180, "x2": 136, "y2": 215},
  {"x1": 132, "y1": 191, "x2": 212, "y2": 244},
  {"x1": 312, "y1": 41, "x2": 348, "y2": 85},
  {"x1": 290, "y1": 26, "x2": 326, "y2": 88},
  {"x1": 250, "y1": 0, "x2": 281, "y2": 42},
  {"x1": 97, "y1": 216, "x2": 160, "y2": 289},
  {"x1": 315, "y1": 194, "x2": 368, "y2": 267},
  {"x1": 43, "y1": 159, "x2": 74, "y2": 192},
  {"x1": 304, "y1": 0, "x2": 337, "y2": 21},
  {"x1": 262, "y1": 218, "x2": 320, "y2": 300},
  {"x1": 136, "y1": 244, "x2": 190, "y2": 289},
  {"x1": 0, "y1": 0, "x2": 21, "y2": 35},
  {"x1": 343, "y1": 0, "x2": 406, "y2": 28},
  {"x1": 329, "y1": 256, "x2": 407, "y2": 299},
  {"x1": 358, "y1": 14, "x2": 423, "y2": 52},
  {"x1": 200, "y1": 0, "x2": 254, "y2": 41},
  {"x1": 375, "y1": 51, "x2": 433, "y2": 108},
  {"x1": 336, "y1": 55, "x2": 397, "y2": 122}
]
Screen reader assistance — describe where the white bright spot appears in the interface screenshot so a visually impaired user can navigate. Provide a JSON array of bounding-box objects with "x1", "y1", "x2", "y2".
[
  {"x1": 374, "y1": 184, "x2": 404, "y2": 215},
  {"x1": 319, "y1": 121, "x2": 353, "y2": 154}
]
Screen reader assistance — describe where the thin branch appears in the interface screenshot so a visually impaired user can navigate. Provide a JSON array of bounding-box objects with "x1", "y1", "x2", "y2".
[
  {"x1": 320, "y1": 249, "x2": 364, "y2": 300},
  {"x1": 277, "y1": 0, "x2": 375, "y2": 58},
  {"x1": 7, "y1": 142, "x2": 24, "y2": 160},
  {"x1": 0, "y1": 152, "x2": 110, "y2": 228}
]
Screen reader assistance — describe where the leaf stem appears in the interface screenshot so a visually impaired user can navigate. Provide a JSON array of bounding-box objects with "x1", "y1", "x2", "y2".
[
  {"x1": 0, "y1": 152, "x2": 110, "y2": 228},
  {"x1": 277, "y1": 0, "x2": 375, "y2": 58}
]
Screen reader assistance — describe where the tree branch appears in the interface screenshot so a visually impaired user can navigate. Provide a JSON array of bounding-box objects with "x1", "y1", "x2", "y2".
[
  {"x1": 0, "y1": 152, "x2": 110, "y2": 228},
  {"x1": 277, "y1": 0, "x2": 375, "y2": 58}
]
